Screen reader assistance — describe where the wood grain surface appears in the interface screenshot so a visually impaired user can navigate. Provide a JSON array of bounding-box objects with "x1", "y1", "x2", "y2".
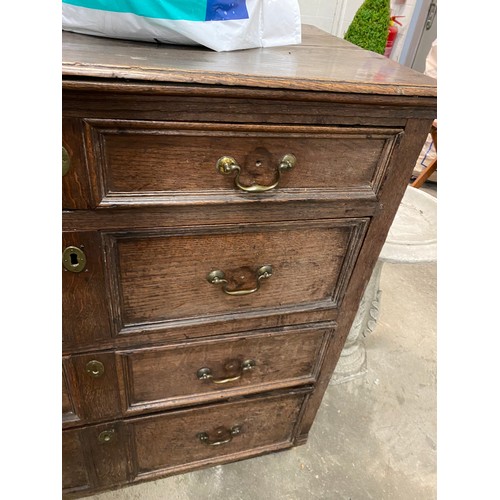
[
  {"x1": 62, "y1": 357, "x2": 81, "y2": 426},
  {"x1": 62, "y1": 23, "x2": 436, "y2": 498},
  {"x1": 117, "y1": 325, "x2": 330, "y2": 414},
  {"x1": 130, "y1": 390, "x2": 307, "y2": 477},
  {"x1": 62, "y1": 25, "x2": 436, "y2": 97},
  {"x1": 62, "y1": 231, "x2": 111, "y2": 346},
  {"x1": 105, "y1": 219, "x2": 367, "y2": 330},
  {"x1": 62, "y1": 389, "x2": 310, "y2": 498},
  {"x1": 63, "y1": 324, "x2": 333, "y2": 427},
  {"x1": 69, "y1": 352, "x2": 122, "y2": 426},
  {"x1": 85, "y1": 120, "x2": 400, "y2": 204},
  {"x1": 62, "y1": 430, "x2": 91, "y2": 493}
]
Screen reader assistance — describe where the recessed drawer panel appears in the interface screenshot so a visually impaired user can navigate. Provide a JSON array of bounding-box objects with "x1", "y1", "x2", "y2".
[
  {"x1": 66, "y1": 120, "x2": 402, "y2": 208},
  {"x1": 99, "y1": 218, "x2": 368, "y2": 339},
  {"x1": 129, "y1": 390, "x2": 307, "y2": 479},
  {"x1": 117, "y1": 325, "x2": 330, "y2": 414}
]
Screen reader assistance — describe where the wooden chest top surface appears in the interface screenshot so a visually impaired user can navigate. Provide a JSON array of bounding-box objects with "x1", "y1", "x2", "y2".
[{"x1": 62, "y1": 25, "x2": 436, "y2": 97}]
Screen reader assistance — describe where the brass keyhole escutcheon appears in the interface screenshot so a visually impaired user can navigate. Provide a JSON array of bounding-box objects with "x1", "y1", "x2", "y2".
[
  {"x1": 62, "y1": 246, "x2": 86, "y2": 273},
  {"x1": 86, "y1": 360, "x2": 105, "y2": 378},
  {"x1": 98, "y1": 429, "x2": 115, "y2": 444},
  {"x1": 62, "y1": 146, "x2": 71, "y2": 176}
]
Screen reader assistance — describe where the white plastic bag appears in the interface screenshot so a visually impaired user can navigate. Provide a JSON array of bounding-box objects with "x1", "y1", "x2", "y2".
[{"x1": 62, "y1": 0, "x2": 302, "y2": 52}]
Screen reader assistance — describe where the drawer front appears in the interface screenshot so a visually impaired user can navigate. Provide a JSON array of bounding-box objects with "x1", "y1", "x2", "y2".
[
  {"x1": 129, "y1": 390, "x2": 307, "y2": 479},
  {"x1": 63, "y1": 117, "x2": 95, "y2": 210},
  {"x1": 62, "y1": 357, "x2": 81, "y2": 426},
  {"x1": 62, "y1": 391, "x2": 308, "y2": 495},
  {"x1": 110, "y1": 220, "x2": 366, "y2": 326},
  {"x1": 62, "y1": 352, "x2": 121, "y2": 428},
  {"x1": 63, "y1": 326, "x2": 328, "y2": 426},
  {"x1": 96, "y1": 218, "x2": 367, "y2": 340},
  {"x1": 117, "y1": 325, "x2": 330, "y2": 414},
  {"x1": 63, "y1": 119, "x2": 402, "y2": 208},
  {"x1": 63, "y1": 422, "x2": 130, "y2": 497},
  {"x1": 62, "y1": 231, "x2": 111, "y2": 346},
  {"x1": 62, "y1": 429, "x2": 91, "y2": 494}
]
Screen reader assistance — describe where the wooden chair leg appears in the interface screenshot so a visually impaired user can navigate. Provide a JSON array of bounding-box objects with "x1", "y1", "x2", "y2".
[
  {"x1": 412, "y1": 158, "x2": 437, "y2": 188},
  {"x1": 412, "y1": 123, "x2": 437, "y2": 188}
]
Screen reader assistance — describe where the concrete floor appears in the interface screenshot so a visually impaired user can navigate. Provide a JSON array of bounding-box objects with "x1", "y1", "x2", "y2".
[{"x1": 89, "y1": 183, "x2": 437, "y2": 500}]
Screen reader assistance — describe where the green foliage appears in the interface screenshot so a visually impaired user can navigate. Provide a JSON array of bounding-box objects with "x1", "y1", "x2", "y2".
[{"x1": 344, "y1": 0, "x2": 391, "y2": 55}]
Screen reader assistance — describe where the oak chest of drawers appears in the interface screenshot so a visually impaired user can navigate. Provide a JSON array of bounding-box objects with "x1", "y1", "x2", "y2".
[{"x1": 62, "y1": 25, "x2": 436, "y2": 497}]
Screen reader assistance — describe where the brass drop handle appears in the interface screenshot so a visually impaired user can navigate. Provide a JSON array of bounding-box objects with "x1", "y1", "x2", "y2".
[
  {"x1": 197, "y1": 359, "x2": 256, "y2": 384},
  {"x1": 216, "y1": 154, "x2": 296, "y2": 192},
  {"x1": 207, "y1": 265, "x2": 272, "y2": 296},
  {"x1": 197, "y1": 426, "x2": 241, "y2": 446}
]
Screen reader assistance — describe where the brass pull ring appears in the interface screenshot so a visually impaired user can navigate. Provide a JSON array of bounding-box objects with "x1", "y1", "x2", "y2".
[
  {"x1": 207, "y1": 265, "x2": 272, "y2": 296},
  {"x1": 216, "y1": 154, "x2": 296, "y2": 192},
  {"x1": 197, "y1": 359, "x2": 256, "y2": 384},
  {"x1": 197, "y1": 426, "x2": 241, "y2": 446}
]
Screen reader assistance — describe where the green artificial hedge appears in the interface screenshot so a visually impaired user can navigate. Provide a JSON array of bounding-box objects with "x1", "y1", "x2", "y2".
[{"x1": 344, "y1": 0, "x2": 391, "y2": 55}]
